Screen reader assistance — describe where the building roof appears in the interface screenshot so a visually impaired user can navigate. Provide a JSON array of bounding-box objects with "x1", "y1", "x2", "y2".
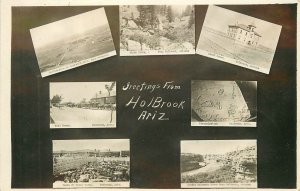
[
  {"x1": 91, "y1": 91, "x2": 116, "y2": 100},
  {"x1": 228, "y1": 24, "x2": 261, "y2": 37}
]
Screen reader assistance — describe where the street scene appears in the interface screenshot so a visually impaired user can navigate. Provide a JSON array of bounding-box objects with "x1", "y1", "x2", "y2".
[
  {"x1": 50, "y1": 82, "x2": 116, "y2": 128},
  {"x1": 53, "y1": 139, "x2": 130, "y2": 188},
  {"x1": 181, "y1": 140, "x2": 257, "y2": 188}
]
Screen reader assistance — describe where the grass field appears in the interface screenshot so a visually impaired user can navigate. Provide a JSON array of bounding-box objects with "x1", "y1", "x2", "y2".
[{"x1": 36, "y1": 25, "x2": 115, "y2": 73}]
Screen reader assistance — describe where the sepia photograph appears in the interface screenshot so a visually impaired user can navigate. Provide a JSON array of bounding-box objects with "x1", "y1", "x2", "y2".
[
  {"x1": 181, "y1": 140, "x2": 257, "y2": 188},
  {"x1": 196, "y1": 5, "x2": 282, "y2": 74},
  {"x1": 30, "y1": 8, "x2": 116, "y2": 77},
  {"x1": 120, "y1": 5, "x2": 195, "y2": 56},
  {"x1": 50, "y1": 82, "x2": 116, "y2": 128},
  {"x1": 191, "y1": 81, "x2": 257, "y2": 127},
  {"x1": 53, "y1": 139, "x2": 130, "y2": 188}
]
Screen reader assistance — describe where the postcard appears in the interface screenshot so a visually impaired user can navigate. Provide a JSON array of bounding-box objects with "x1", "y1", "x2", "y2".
[
  {"x1": 191, "y1": 80, "x2": 257, "y2": 127},
  {"x1": 196, "y1": 5, "x2": 282, "y2": 74},
  {"x1": 50, "y1": 82, "x2": 116, "y2": 128},
  {"x1": 53, "y1": 139, "x2": 130, "y2": 188},
  {"x1": 120, "y1": 5, "x2": 195, "y2": 56},
  {"x1": 30, "y1": 8, "x2": 116, "y2": 77},
  {"x1": 181, "y1": 140, "x2": 257, "y2": 188}
]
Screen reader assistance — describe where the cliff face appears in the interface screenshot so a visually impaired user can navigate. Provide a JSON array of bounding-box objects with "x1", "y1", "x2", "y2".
[
  {"x1": 225, "y1": 146, "x2": 257, "y2": 166},
  {"x1": 224, "y1": 146, "x2": 257, "y2": 181}
]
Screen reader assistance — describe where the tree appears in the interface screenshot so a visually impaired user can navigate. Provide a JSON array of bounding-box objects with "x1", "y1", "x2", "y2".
[
  {"x1": 159, "y1": 5, "x2": 165, "y2": 15},
  {"x1": 105, "y1": 82, "x2": 115, "y2": 96},
  {"x1": 136, "y1": 5, "x2": 147, "y2": 25},
  {"x1": 136, "y1": 5, "x2": 158, "y2": 29},
  {"x1": 188, "y1": 7, "x2": 195, "y2": 29},
  {"x1": 129, "y1": 31, "x2": 147, "y2": 50},
  {"x1": 182, "y1": 5, "x2": 192, "y2": 17},
  {"x1": 149, "y1": 6, "x2": 157, "y2": 29},
  {"x1": 105, "y1": 82, "x2": 116, "y2": 123},
  {"x1": 146, "y1": 34, "x2": 160, "y2": 50},
  {"x1": 166, "y1": 6, "x2": 174, "y2": 22},
  {"x1": 159, "y1": 5, "x2": 167, "y2": 16},
  {"x1": 240, "y1": 160, "x2": 257, "y2": 179},
  {"x1": 51, "y1": 95, "x2": 63, "y2": 106}
]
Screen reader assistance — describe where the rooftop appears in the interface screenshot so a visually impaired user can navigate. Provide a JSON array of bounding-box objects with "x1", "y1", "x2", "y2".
[{"x1": 228, "y1": 24, "x2": 261, "y2": 37}]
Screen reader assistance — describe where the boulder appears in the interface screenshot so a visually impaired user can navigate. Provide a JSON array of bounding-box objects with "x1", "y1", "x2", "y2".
[
  {"x1": 121, "y1": 18, "x2": 128, "y2": 27},
  {"x1": 127, "y1": 39, "x2": 141, "y2": 51},
  {"x1": 160, "y1": 37, "x2": 171, "y2": 49},
  {"x1": 166, "y1": 43, "x2": 184, "y2": 50},
  {"x1": 181, "y1": 16, "x2": 190, "y2": 21},
  {"x1": 128, "y1": 20, "x2": 138, "y2": 29},
  {"x1": 142, "y1": 43, "x2": 151, "y2": 51},
  {"x1": 148, "y1": 30, "x2": 155, "y2": 35},
  {"x1": 182, "y1": 42, "x2": 194, "y2": 49},
  {"x1": 121, "y1": 28, "x2": 135, "y2": 37}
]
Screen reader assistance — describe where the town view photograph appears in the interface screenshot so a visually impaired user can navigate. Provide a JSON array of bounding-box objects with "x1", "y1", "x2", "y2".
[
  {"x1": 53, "y1": 139, "x2": 130, "y2": 188},
  {"x1": 50, "y1": 82, "x2": 116, "y2": 128}
]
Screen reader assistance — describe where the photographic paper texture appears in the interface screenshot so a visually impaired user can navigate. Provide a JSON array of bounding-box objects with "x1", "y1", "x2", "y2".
[
  {"x1": 191, "y1": 80, "x2": 257, "y2": 127},
  {"x1": 196, "y1": 5, "x2": 281, "y2": 74},
  {"x1": 50, "y1": 82, "x2": 116, "y2": 128},
  {"x1": 120, "y1": 5, "x2": 195, "y2": 56},
  {"x1": 53, "y1": 139, "x2": 130, "y2": 188},
  {"x1": 181, "y1": 140, "x2": 257, "y2": 188},
  {"x1": 30, "y1": 8, "x2": 116, "y2": 77}
]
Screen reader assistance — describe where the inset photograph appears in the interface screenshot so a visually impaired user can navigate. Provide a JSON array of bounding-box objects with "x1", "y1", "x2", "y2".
[
  {"x1": 196, "y1": 5, "x2": 281, "y2": 74},
  {"x1": 50, "y1": 82, "x2": 116, "y2": 128},
  {"x1": 181, "y1": 140, "x2": 257, "y2": 188},
  {"x1": 30, "y1": 8, "x2": 116, "y2": 77},
  {"x1": 120, "y1": 5, "x2": 195, "y2": 56},
  {"x1": 191, "y1": 81, "x2": 257, "y2": 127},
  {"x1": 53, "y1": 139, "x2": 130, "y2": 188}
]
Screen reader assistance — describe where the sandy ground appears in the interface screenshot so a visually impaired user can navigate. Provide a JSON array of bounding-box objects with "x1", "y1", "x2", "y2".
[{"x1": 50, "y1": 107, "x2": 116, "y2": 125}]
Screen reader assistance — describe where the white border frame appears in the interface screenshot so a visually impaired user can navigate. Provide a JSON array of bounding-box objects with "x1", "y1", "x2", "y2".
[{"x1": 0, "y1": 0, "x2": 298, "y2": 191}]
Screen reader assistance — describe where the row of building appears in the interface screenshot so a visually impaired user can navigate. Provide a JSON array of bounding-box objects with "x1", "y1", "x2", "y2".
[{"x1": 56, "y1": 91, "x2": 116, "y2": 110}]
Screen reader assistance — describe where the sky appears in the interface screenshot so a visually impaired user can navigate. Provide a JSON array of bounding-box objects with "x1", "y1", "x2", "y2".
[
  {"x1": 30, "y1": 8, "x2": 109, "y2": 49},
  {"x1": 202, "y1": 5, "x2": 281, "y2": 49},
  {"x1": 53, "y1": 139, "x2": 130, "y2": 152},
  {"x1": 181, "y1": 140, "x2": 256, "y2": 155},
  {"x1": 50, "y1": 82, "x2": 116, "y2": 103}
]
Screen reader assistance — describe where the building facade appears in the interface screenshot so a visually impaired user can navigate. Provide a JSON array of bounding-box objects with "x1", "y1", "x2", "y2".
[
  {"x1": 89, "y1": 91, "x2": 116, "y2": 109},
  {"x1": 227, "y1": 23, "x2": 261, "y2": 47}
]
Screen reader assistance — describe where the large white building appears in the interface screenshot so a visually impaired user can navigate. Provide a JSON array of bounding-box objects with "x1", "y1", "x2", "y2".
[{"x1": 227, "y1": 23, "x2": 261, "y2": 47}]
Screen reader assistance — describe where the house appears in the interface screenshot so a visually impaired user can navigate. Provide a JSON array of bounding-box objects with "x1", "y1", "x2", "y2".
[{"x1": 227, "y1": 22, "x2": 261, "y2": 47}]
